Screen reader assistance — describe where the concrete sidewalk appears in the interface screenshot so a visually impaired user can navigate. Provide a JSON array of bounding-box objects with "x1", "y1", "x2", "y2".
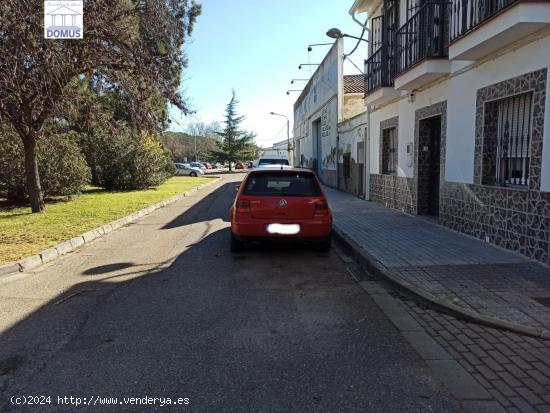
[{"x1": 325, "y1": 186, "x2": 550, "y2": 334}]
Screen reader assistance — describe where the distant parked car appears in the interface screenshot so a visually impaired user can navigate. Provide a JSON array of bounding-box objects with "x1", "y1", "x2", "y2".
[
  {"x1": 190, "y1": 162, "x2": 206, "y2": 171},
  {"x1": 235, "y1": 162, "x2": 246, "y2": 170},
  {"x1": 174, "y1": 163, "x2": 204, "y2": 177},
  {"x1": 203, "y1": 162, "x2": 212, "y2": 169},
  {"x1": 246, "y1": 161, "x2": 254, "y2": 168}
]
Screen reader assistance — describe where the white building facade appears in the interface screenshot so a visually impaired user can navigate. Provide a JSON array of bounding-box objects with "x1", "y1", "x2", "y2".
[
  {"x1": 350, "y1": 0, "x2": 550, "y2": 264},
  {"x1": 294, "y1": 40, "x2": 344, "y2": 188},
  {"x1": 293, "y1": 40, "x2": 367, "y2": 194}
]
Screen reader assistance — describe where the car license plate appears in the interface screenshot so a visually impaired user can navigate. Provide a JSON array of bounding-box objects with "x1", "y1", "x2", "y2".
[{"x1": 266, "y1": 223, "x2": 300, "y2": 235}]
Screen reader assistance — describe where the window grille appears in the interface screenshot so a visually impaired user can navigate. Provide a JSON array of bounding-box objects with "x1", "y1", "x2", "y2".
[
  {"x1": 370, "y1": 16, "x2": 384, "y2": 54},
  {"x1": 495, "y1": 92, "x2": 532, "y2": 187}
]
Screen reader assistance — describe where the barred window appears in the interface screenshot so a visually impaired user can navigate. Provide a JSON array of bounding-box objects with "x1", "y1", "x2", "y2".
[
  {"x1": 482, "y1": 92, "x2": 533, "y2": 188},
  {"x1": 382, "y1": 127, "x2": 398, "y2": 175}
]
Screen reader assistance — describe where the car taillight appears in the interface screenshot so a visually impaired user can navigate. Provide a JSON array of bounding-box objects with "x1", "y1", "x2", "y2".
[
  {"x1": 236, "y1": 200, "x2": 250, "y2": 210},
  {"x1": 314, "y1": 201, "x2": 329, "y2": 214}
]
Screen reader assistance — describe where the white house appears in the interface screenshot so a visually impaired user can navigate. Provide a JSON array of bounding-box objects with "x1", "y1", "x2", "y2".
[
  {"x1": 293, "y1": 40, "x2": 367, "y2": 192},
  {"x1": 349, "y1": 0, "x2": 550, "y2": 264},
  {"x1": 261, "y1": 140, "x2": 290, "y2": 161}
]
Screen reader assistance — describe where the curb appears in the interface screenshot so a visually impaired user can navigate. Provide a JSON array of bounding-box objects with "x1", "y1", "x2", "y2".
[
  {"x1": 0, "y1": 177, "x2": 222, "y2": 278},
  {"x1": 332, "y1": 226, "x2": 550, "y2": 341}
]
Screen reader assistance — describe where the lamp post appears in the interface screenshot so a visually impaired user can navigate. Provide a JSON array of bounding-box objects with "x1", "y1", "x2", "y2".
[{"x1": 270, "y1": 112, "x2": 293, "y2": 165}]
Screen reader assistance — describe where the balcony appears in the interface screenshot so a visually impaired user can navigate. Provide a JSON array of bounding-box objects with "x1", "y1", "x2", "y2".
[
  {"x1": 449, "y1": 0, "x2": 550, "y2": 60},
  {"x1": 394, "y1": 2, "x2": 451, "y2": 90},
  {"x1": 364, "y1": 48, "x2": 400, "y2": 106}
]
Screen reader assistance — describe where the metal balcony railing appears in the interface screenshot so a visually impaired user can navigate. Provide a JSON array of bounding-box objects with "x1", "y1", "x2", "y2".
[
  {"x1": 364, "y1": 47, "x2": 395, "y2": 95},
  {"x1": 450, "y1": 0, "x2": 518, "y2": 41},
  {"x1": 396, "y1": 2, "x2": 449, "y2": 75}
]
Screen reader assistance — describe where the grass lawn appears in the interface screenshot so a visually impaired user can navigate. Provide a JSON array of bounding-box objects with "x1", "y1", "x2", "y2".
[{"x1": 0, "y1": 176, "x2": 213, "y2": 264}]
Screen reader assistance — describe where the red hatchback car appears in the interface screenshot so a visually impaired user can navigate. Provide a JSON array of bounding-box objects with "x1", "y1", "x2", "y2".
[{"x1": 230, "y1": 167, "x2": 332, "y2": 251}]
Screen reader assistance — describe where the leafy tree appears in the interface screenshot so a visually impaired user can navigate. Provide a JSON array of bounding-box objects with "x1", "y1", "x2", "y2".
[
  {"x1": 0, "y1": 0, "x2": 201, "y2": 212},
  {"x1": 210, "y1": 91, "x2": 259, "y2": 171},
  {"x1": 0, "y1": 124, "x2": 90, "y2": 200},
  {"x1": 79, "y1": 123, "x2": 174, "y2": 190}
]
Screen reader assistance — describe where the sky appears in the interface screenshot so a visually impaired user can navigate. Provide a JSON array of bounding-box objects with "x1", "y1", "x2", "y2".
[{"x1": 168, "y1": 0, "x2": 369, "y2": 148}]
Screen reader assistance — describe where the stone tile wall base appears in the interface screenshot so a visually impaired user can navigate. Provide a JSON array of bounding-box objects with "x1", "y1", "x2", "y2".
[
  {"x1": 370, "y1": 174, "x2": 417, "y2": 215},
  {"x1": 440, "y1": 182, "x2": 550, "y2": 266}
]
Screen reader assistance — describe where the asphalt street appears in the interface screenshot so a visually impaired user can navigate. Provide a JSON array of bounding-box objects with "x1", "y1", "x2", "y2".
[{"x1": 0, "y1": 175, "x2": 461, "y2": 412}]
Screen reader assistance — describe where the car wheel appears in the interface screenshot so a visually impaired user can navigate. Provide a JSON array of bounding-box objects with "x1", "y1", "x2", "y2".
[
  {"x1": 316, "y1": 234, "x2": 332, "y2": 252},
  {"x1": 190, "y1": 171, "x2": 197, "y2": 177},
  {"x1": 230, "y1": 233, "x2": 244, "y2": 252}
]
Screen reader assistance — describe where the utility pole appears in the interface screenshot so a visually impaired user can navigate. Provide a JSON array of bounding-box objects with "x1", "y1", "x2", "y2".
[{"x1": 270, "y1": 112, "x2": 293, "y2": 165}]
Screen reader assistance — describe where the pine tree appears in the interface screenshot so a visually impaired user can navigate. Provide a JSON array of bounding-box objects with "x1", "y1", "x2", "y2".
[{"x1": 210, "y1": 90, "x2": 260, "y2": 171}]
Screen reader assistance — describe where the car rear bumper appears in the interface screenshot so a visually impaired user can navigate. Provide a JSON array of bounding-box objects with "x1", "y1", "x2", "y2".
[
  {"x1": 232, "y1": 234, "x2": 331, "y2": 244},
  {"x1": 231, "y1": 218, "x2": 331, "y2": 239}
]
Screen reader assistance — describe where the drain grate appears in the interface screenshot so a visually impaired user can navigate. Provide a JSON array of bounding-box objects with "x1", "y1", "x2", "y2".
[{"x1": 533, "y1": 297, "x2": 550, "y2": 308}]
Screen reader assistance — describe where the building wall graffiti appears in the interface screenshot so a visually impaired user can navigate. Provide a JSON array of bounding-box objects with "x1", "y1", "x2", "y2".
[{"x1": 293, "y1": 40, "x2": 343, "y2": 182}]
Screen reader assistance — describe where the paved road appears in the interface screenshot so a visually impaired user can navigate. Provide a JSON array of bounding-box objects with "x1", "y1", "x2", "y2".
[{"x1": 0, "y1": 176, "x2": 460, "y2": 412}]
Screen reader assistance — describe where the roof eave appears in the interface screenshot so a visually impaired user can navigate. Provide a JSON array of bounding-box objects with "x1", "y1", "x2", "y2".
[{"x1": 349, "y1": 0, "x2": 369, "y2": 14}]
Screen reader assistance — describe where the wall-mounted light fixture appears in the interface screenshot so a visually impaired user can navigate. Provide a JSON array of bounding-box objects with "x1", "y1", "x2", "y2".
[
  {"x1": 298, "y1": 64, "x2": 320, "y2": 70},
  {"x1": 291, "y1": 79, "x2": 309, "y2": 85},
  {"x1": 307, "y1": 43, "x2": 333, "y2": 52},
  {"x1": 286, "y1": 90, "x2": 303, "y2": 95}
]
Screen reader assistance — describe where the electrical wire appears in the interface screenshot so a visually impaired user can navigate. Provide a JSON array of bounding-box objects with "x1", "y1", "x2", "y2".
[
  {"x1": 267, "y1": 121, "x2": 288, "y2": 143},
  {"x1": 344, "y1": 16, "x2": 369, "y2": 59},
  {"x1": 344, "y1": 56, "x2": 364, "y2": 74}
]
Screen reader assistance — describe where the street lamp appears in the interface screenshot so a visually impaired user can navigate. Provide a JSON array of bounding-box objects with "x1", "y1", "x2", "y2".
[
  {"x1": 270, "y1": 112, "x2": 293, "y2": 164},
  {"x1": 291, "y1": 79, "x2": 309, "y2": 84},
  {"x1": 326, "y1": 27, "x2": 368, "y2": 42},
  {"x1": 286, "y1": 90, "x2": 303, "y2": 95}
]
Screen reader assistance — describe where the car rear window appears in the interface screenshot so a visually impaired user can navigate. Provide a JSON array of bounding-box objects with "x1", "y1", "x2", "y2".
[
  {"x1": 243, "y1": 172, "x2": 321, "y2": 196},
  {"x1": 258, "y1": 158, "x2": 289, "y2": 166}
]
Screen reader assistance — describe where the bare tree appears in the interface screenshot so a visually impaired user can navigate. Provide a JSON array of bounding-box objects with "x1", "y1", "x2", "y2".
[
  {"x1": 186, "y1": 121, "x2": 221, "y2": 138},
  {"x1": 185, "y1": 121, "x2": 221, "y2": 161},
  {"x1": 0, "y1": 0, "x2": 201, "y2": 212}
]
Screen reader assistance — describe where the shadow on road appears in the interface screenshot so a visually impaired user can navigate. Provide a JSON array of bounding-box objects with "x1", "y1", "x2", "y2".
[
  {"x1": 0, "y1": 178, "x2": 337, "y2": 412},
  {"x1": 0, "y1": 183, "x2": 235, "y2": 402},
  {"x1": 82, "y1": 262, "x2": 134, "y2": 276},
  {"x1": 161, "y1": 181, "x2": 238, "y2": 230}
]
